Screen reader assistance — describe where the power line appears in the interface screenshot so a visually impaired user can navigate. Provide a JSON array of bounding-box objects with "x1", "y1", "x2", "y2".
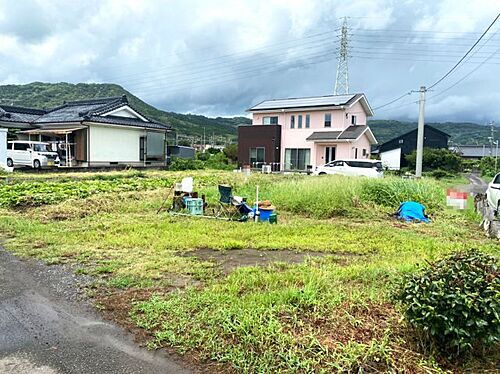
[
  {"x1": 125, "y1": 49, "x2": 337, "y2": 93},
  {"x1": 349, "y1": 37, "x2": 500, "y2": 47},
  {"x1": 372, "y1": 92, "x2": 414, "y2": 110},
  {"x1": 122, "y1": 38, "x2": 334, "y2": 88},
  {"x1": 427, "y1": 12, "x2": 500, "y2": 89},
  {"x1": 427, "y1": 46, "x2": 500, "y2": 100},
  {"x1": 351, "y1": 54, "x2": 500, "y2": 64},
  {"x1": 104, "y1": 31, "x2": 337, "y2": 82},
  {"x1": 350, "y1": 28, "x2": 486, "y2": 35},
  {"x1": 129, "y1": 52, "x2": 336, "y2": 97}
]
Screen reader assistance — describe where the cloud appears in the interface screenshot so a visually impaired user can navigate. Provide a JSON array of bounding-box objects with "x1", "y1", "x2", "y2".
[{"x1": 0, "y1": 0, "x2": 499, "y2": 123}]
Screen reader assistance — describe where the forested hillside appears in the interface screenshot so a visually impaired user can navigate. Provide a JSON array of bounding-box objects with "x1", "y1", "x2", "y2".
[{"x1": 0, "y1": 82, "x2": 495, "y2": 145}]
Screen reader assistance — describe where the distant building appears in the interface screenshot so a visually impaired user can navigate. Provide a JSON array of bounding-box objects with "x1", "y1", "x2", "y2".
[
  {"x1": 374, "y1": 125, "x2": 450, "y2": 170},
  {"x1": 167, "y1": 145, "x2": 196, "y2": 160},
  {"x1": 449, "y1": 145, "x2": 492, "y2": 159},
  {"x1": 238, "y1": 93, "x2": 377, "y2": 171}
]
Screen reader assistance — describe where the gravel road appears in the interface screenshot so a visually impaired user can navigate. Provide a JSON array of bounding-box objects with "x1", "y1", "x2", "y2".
[{"x1": 0, "y1": 248, "x2": 192, "y2": 374}]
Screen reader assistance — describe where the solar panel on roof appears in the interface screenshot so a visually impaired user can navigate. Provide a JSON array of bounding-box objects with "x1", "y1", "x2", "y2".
[{"x1": 250, "y1": 94, "x2": 356, "y2": 110}]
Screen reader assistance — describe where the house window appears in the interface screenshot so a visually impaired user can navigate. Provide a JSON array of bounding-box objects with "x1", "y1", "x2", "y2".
[
  {"x1": 298, "y1": 115, "x2": 303, "y2": 129},
  {"x1": 250, "y1": 147, "x2": 265, "y2": 165},
  {"x1": 263, "y1": 116, "x2": 278, "y2": 125},
  {"x1": 324, "y1": 113, "x2": 331, "y2": 127},
  {"x1": 398, "y1": 139, "x2": 404, "y2": 144},
  {"x1": 285, "y1": 148, "x2": 310, "y2": 170},
  {"x1": 290, "y1": 115, "x2": 295, "y2": 129},
  {"x1": 351, "y1": 115, "x2": 357, "y2": 125},
  {"x1": 362, "y1": 148, "x2": 367, "y2": 157},
  {"x1": 354, "y1": 148, "x2": 358, "y2": 159},
  {"x1": 305, "y1": 114, "x2": 310, "y2": 128}
]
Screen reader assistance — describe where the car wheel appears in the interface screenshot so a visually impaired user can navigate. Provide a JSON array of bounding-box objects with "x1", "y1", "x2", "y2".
[
  {"x1": 318, "y1": 172, "x2": 327, "y2": 175},
  {"x1": 33, "y1": 159, "x2": 41, "y2": 169},
  {"x1": 6, "y1": 158, "x2": 13, "y2": 168}
]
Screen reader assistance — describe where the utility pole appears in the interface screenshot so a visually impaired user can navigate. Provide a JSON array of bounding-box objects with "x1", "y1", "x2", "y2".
[
  {"x1": 489, "y1": 121, "x2": 496, "y2": 156},
  {"x1": 415, "y1": 86, "x2": 426, "y2": 178},
  {"x1": 334, "y1": 17, "x2": 349, "y2": 95}
]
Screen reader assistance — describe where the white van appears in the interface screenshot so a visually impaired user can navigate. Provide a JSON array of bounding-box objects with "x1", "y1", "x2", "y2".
[
  {"x1": 313, "y1": 159, "x2": 383, "y2": 178},
  {"x1": 7, "y1": 141, "x2": 60, "y2": 169}
]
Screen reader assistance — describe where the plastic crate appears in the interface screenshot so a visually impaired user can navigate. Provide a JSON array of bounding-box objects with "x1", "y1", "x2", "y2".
[{"x1": 185, "y1": 198, "x2": 203, "y2": 215}]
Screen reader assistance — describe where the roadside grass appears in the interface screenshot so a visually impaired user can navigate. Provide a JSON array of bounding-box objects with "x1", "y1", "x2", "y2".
[{"x1": 0, "y1": 170, "x2": 497, "y2": 372}]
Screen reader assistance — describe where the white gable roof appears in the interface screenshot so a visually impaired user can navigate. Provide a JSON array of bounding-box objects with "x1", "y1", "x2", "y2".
[{"x1": 102, "y1": 105, "x2": 149, "y2": 122}]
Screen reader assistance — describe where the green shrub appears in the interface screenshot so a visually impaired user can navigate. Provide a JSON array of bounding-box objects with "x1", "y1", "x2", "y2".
[
  {"x1": 428, "y1": 169, "x2": 455, "y2": 179},
  {"x1": 406, "y1": 148, "x2": 463, "y2": 173},
  {"x1": 204, "y1": 152, "x2": 234, "y2": 170},
  {"x1": 478, "y1": 156, "x2": 497, "y2": 179},
  {"x1": 169, "y1": 158, "x2": 205, "y2": 171},
  {"x1": 394, "y1": 249, "x2": 499, "y2": 356},
  {"x1": 223, "y1": 143, "x2": 238, "y2": 162}
]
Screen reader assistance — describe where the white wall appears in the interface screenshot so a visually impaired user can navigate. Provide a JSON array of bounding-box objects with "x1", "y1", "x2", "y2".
[
  {"x1": 106, "y1": 108, "x2": 137, "y2": 118},
  {"x1": 0, "y1": 128, "x2": 7, "y2": 169},
  {"x1": 89, "y1": 124, "x2": 143, "y2": 162},
  {"x1": 380, "y1": 148, "x2": 402, "y2": 170}
]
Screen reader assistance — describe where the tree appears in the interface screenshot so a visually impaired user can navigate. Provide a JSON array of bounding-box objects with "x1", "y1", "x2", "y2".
[
  {"x1": 405, "y1": 148, "x2": 463, "y2": 172},
  {"x1": 223, "y1": 144, "x2": 238, "y2": 162},
  {"x1": 206, "y1": 147, "x2": 221, "y2": 154}
]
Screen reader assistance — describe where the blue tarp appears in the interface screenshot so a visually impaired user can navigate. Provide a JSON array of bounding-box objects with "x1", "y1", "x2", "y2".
[{"x1": 396, "y1": 201, "x2": 430, "y2": 223}]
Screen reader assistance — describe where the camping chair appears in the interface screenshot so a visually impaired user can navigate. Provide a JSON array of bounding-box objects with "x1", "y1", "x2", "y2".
[{"x1": 214, "y1": 185, "x2": 247, "y2": 220}]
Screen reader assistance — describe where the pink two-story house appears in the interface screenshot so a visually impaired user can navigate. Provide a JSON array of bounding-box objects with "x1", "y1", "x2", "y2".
[{"x1": 238, "y1": 93, "x2": 377, "y2": 171}]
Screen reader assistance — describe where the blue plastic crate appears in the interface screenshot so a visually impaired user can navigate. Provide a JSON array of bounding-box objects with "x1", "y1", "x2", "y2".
[{"x1": 185, "y1": 198, "x2": 203, "y2": 215}]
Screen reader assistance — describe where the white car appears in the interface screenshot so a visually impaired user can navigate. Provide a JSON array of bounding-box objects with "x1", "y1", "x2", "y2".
[
  {"x1": 7, "y1": 141, "x2": 60, "y2": 169},
  {"x1": 486, "y1": 173, "x2": 500, "y2": 214},
  {"x1": 313, "y1": 159, "x2": 383, "y2": 178}
]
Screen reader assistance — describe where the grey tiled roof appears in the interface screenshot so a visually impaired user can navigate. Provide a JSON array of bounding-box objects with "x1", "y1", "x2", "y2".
[
  {"x1": 33, "y1": 96, "x2": 126, "y2": 124},
  {"x1": 249, "y1": 94, "x2": 362, "y2": 111},
  {"x1": 450, "y1": 145, "x2": 491, "y2": 158},
  {"x1": 0, "y1": 105, "x2": 46, "y2": 123},
  {"x1": 306, "y1": 131, "x2": 342, "y2": 141},
  {"x1": 338, "y1": 125, "x2": 368, "y2": 139},
  {"x1": 306, "y1": 125, "x2": 368, "y2": 141}
]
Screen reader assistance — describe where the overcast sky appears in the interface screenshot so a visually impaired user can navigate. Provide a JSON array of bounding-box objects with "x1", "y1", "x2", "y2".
[{"x1": 0, "y1": 0, "x2": 499, "y2": 123}]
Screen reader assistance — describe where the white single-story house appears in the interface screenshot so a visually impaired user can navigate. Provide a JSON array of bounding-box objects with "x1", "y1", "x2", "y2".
[{"x1": 0, "y1": 95, "x2": 172, "y2": 167}]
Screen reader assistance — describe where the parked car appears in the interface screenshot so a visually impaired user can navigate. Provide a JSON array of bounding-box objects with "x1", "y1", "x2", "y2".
[
  {"x1": 486, "y1": 173, "x2": 500, "y2": 215},
  {"x1": 7, "y1": 141, "x2": 60, "y2": 169},
  {"x1": 313, "y1": 159, "x2": 383, "y2": 178}
]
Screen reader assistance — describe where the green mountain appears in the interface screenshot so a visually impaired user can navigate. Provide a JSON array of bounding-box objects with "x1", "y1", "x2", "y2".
[
  {"x1": 0, "y1": 82, "x2": 495, "y2": 146},
  {"x1": 0, "y1": 82, "x2": 250, "y2": 140},
  {"x1": 368, "y1": 120, "x2": 498, "y2": 145}
]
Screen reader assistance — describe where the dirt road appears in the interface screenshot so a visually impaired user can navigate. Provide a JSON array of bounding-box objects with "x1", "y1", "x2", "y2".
[{"x1": 0, "y1": 248, "x2": 192, "y2": 374}]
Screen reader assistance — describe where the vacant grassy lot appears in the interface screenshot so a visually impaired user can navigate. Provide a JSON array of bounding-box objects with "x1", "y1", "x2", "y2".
[{"x1": 0, "y1": 170, "x2": 497, "y2": 372}]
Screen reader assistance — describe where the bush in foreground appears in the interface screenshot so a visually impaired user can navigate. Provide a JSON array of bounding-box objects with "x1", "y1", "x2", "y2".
[{"x1": 394, "y1": 249, "x2": 499, "y2": 357}]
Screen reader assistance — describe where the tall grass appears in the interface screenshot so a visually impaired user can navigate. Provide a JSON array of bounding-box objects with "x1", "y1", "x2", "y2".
[
  {"x1": 267, "y1": 176, "x2": 362, "y2": 218},
  {"x1": 266, "y1": 176, "x2": 445, "y2": 218}
]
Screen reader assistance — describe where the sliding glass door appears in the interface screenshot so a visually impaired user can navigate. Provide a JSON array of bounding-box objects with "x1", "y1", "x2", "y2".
[{"x1": 285, "y1": 148, "x2": 310, "y2": 170}]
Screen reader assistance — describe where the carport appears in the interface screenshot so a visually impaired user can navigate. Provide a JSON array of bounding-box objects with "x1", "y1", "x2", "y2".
[{"x1": 21, "y1": 125, "x2": 87, "y2": 167}]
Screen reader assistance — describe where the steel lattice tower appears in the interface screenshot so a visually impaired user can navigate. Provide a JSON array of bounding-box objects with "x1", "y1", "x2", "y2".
[{"x1": 334, "y1": 17, "x2": 349, "y2": 95}]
